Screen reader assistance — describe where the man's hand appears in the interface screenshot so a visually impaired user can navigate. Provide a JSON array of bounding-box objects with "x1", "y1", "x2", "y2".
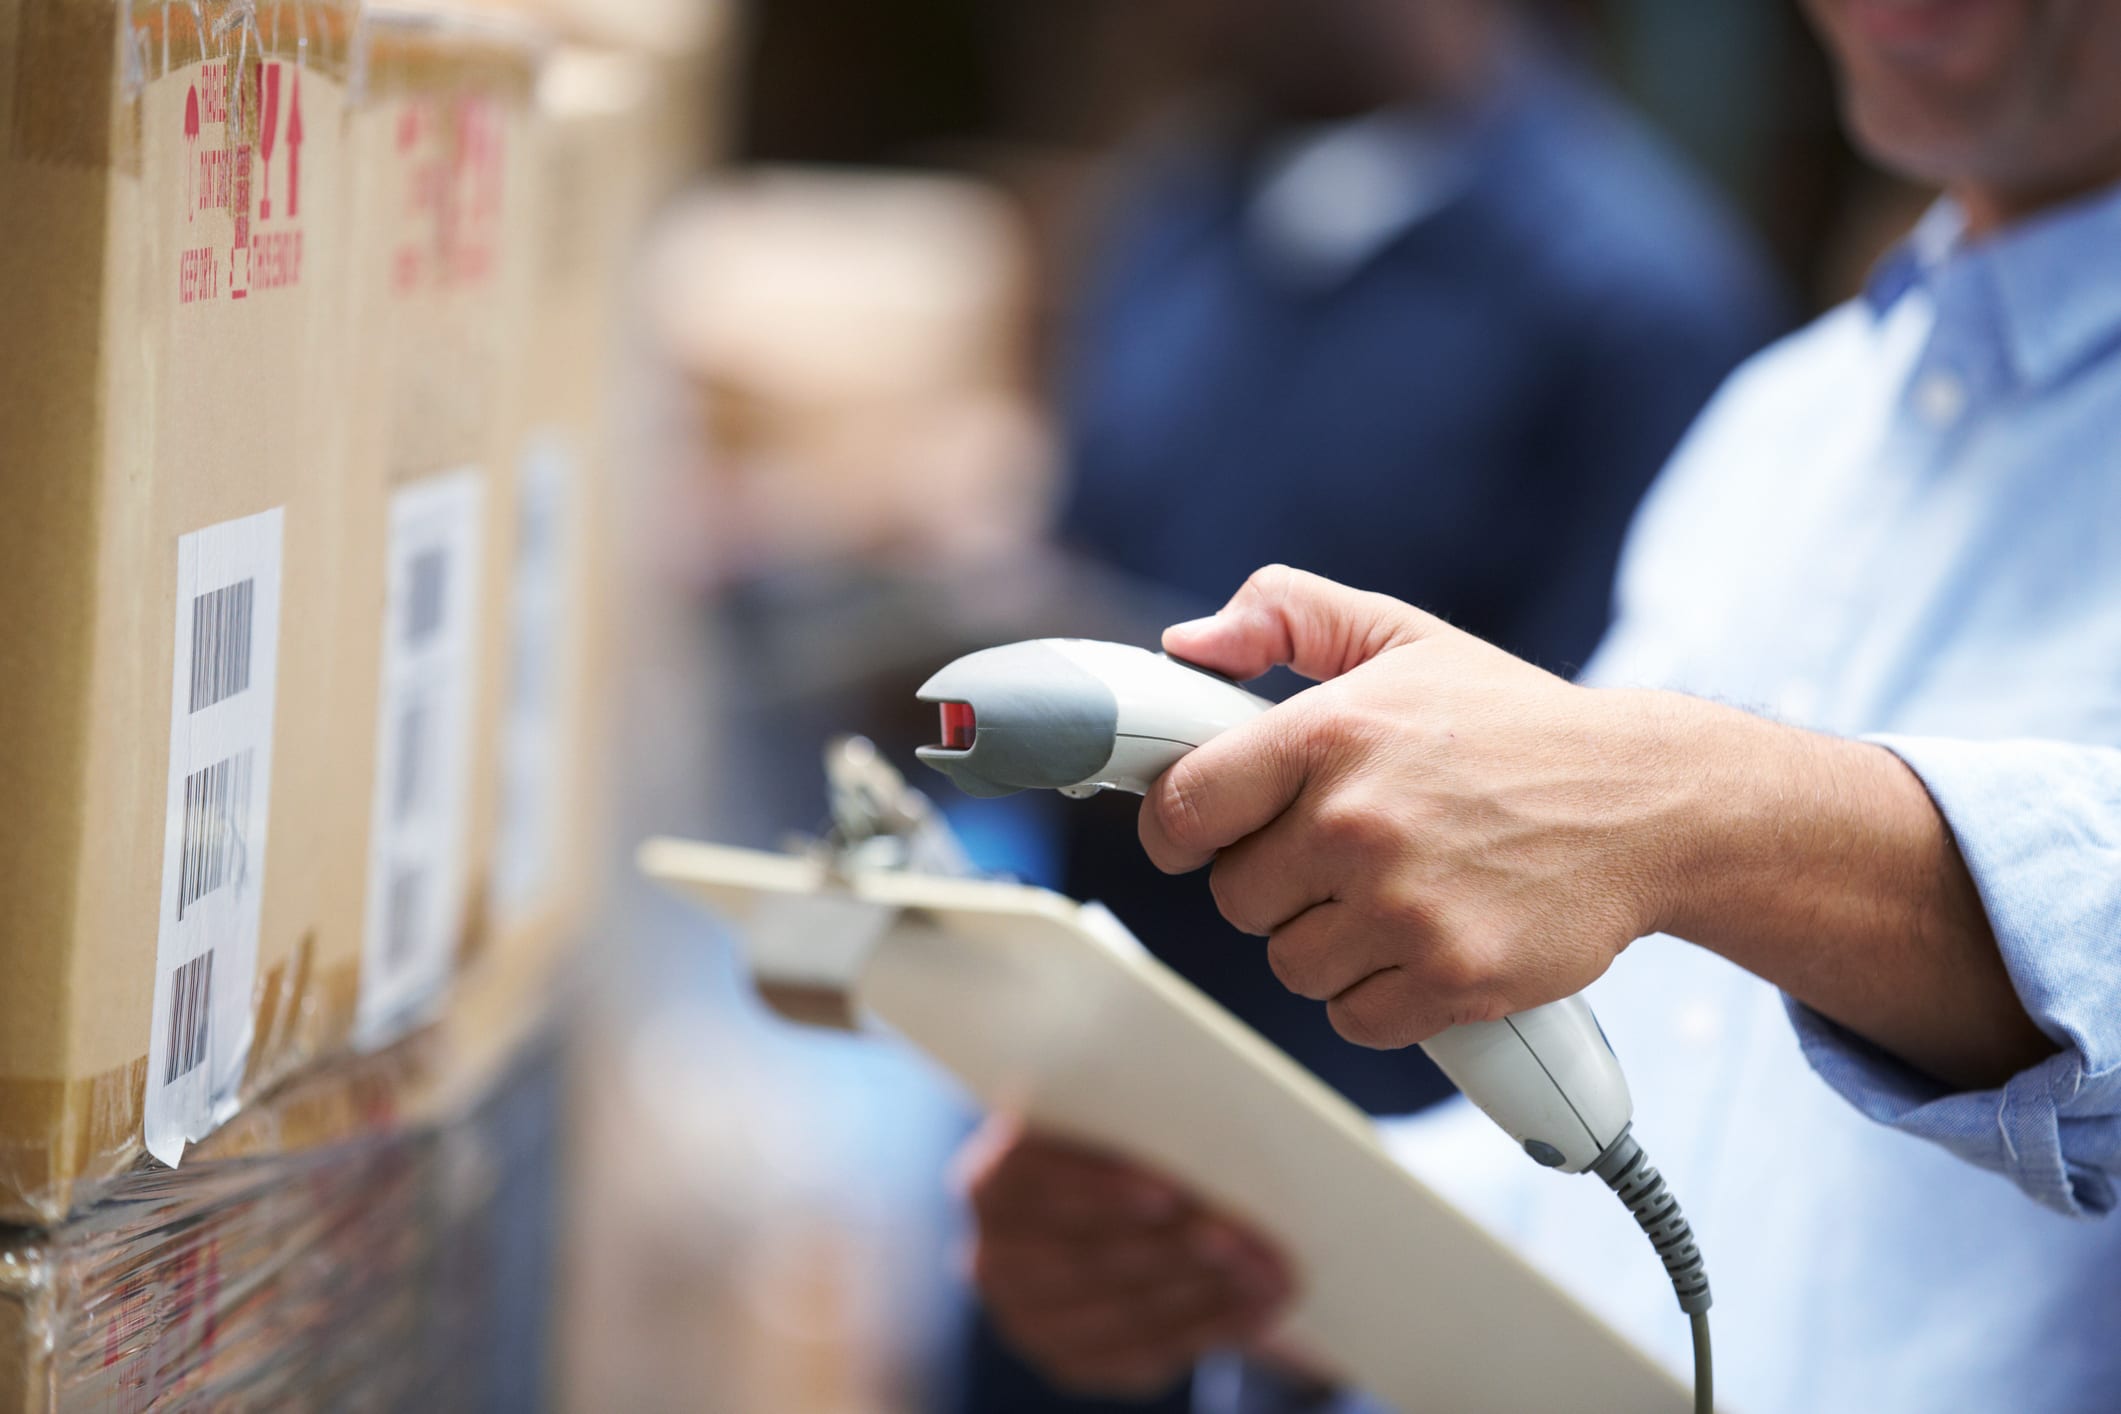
[
  {"x1": 1141, "y1": 565, "x2": 2052, "y2": 1088},
  {"x1": 956, "y1": 1117, "x2": 1295, "y2": 1398},
  {"x1": 1140, "y1": 565, "x2": 1677, "y2": 1050}
]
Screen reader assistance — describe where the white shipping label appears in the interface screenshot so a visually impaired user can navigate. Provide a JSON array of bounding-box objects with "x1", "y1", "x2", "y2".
[
  {"x1": 491, "y1": 432, "x2": 579, "y2": 926},
  {"x1": 146, "y1": 508, "x2": 285, "y2": 1166},
  {"x1": 356, "y1": 471, "x2": 485, "y2": 1047}
]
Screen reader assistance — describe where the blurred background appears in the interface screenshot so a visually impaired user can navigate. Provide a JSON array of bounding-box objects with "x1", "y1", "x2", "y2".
[{"x1": 578, "y1": 2, "x2": 1925, "y2": 1412}]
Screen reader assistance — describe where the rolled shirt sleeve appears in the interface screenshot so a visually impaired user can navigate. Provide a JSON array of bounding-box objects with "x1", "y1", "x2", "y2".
[{"x1": 1783, "y1": 735, "x2": 2121, "y2": 1218}]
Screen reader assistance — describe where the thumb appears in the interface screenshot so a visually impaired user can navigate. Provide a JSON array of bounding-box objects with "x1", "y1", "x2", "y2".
[{"x1": 1162, "y1": 565, "x2": 1436, "y2": 683}]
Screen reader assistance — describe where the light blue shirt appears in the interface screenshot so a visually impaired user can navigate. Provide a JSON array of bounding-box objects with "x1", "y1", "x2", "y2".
[{"x1": 1293, "y1": 183, "x2": 2121, "y2": 1414}]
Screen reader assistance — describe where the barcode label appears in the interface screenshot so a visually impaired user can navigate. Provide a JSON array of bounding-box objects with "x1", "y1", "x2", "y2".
[
  {"x1": 163, "y1": 951, "x2": 215, "y2": 1084},
  {"x1": 492, "y1": 433, "x2": 579, "y2": 923},
  {"x1": 358, "y1": 471, "x2": 484, "y2": 1047},
  {"x1": 188, "y1": 579, "x2": 254, "y2": 711},
  {"x1": 176, "y1": 750, "x2": 253, "y2": 920},
  {"x1": 148, "y1": 509, "x2": 283, "y2": 1168}
]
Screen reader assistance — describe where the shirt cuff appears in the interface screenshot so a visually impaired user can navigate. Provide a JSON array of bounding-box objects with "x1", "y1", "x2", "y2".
[
  {"x1": 1784, "y1": 1000, "x2": 2117, "y2": 1216},
  {"x1": 1782, "y1": 733, "x2": 2121, "y2": 1218}
]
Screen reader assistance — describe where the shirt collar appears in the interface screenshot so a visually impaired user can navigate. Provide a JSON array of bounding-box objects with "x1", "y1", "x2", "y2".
[
  {"x1": 1864, "y1": 178, "x2": 2121, "y2": 390},
  {"x1": 1247, "y1": 106, "x2": 1468, "y2": 285}
]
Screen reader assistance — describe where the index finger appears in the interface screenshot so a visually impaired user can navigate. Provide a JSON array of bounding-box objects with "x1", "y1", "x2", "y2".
[{"x1": 1139, "y1": 710, "x2": 1307, "y2": 874}]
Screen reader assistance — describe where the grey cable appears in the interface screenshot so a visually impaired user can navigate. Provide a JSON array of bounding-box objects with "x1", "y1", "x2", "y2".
[
  {"x1": 1689, "y1": 1310, "x2": 1714, "y2": 1414},
  {"x1": 1592, "y1": 1129, "x2": 1713, "y2": 1413}
]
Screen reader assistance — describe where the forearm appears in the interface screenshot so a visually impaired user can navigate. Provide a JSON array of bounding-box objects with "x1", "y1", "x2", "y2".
[{"x1": 1628, "y1": 692, "x2": 2055, "y2": 1090}]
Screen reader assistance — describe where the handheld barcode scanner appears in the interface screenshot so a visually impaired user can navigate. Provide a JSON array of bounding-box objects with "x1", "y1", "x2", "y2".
[
  {"x1": 919, "y1": 638, "x2": 1718, "y2": 1412},
  {"x1": 915, "y1": 639, "x2": 1629, "y2": 1171}
]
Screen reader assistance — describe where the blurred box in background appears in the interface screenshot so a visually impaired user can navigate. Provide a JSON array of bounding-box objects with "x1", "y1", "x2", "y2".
[
  {"x1": 652, "y1": 168, "x2": 1051, "y2": 583},
  {"x1": 461, "y1": 0, "x2": 739, "y2": 177},
  {"x1": 484, "y1": 44, "x2": 666, "y2": 987},
  {"x1": 0, "y1": 0, "x2": 361, "y2": 1225},
  {"x1": 330, "y1": 3, "x2": 544, "y2": 1054}
]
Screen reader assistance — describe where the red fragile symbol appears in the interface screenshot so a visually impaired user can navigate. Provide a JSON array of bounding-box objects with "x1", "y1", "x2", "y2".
[
  {"x1": 258, "y1": 63, "x2": 281, "y2": 219},
  {"x1": 286, "y1": 71, "x2": 304, "y2": 217}
]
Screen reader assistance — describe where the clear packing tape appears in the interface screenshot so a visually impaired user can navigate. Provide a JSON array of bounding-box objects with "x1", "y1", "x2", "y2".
[
  {"x1": 0, "y1": 1018, "x2": 566, "y2": 1414},
  {"x1": 0, "y1": 956, "x2": 368, "y2": 1229}
]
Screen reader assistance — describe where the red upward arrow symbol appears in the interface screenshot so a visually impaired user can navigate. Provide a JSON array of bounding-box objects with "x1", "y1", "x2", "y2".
[
  {"x1": 258, "y1": 64, "x2": 281, "y2": 219},
  {"x1": 287, "y1": 72, "x2": 304, "y2": 218},
  {"x1": 184, "y1": 85, "x2": 200, "y2": 222}
]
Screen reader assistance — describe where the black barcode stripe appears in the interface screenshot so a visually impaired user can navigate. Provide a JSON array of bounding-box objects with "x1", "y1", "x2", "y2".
[
  {"x1": 404, "y1": 548, "x2": 448, "y2": 647},
  {"x1": 177, "y1": 751, "x2": 252, "y2": 920},
  {"x1": 393, "y1": 695, "x2": 429, "y2": 823},
  {"x1": 188, "y1": 579, "x2": 255, "y2": 712},
  {"x1": 163, "y1": 951, "x2": 215, "y2": 1084},
  {"x1": 385, "y1": 866, "x2": 425, "y2": 968}
]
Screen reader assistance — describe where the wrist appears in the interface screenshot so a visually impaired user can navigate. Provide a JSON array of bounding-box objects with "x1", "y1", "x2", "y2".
[
  {"x1": 1622, "y1": 693, "x2": 1923, "y2": 951},
  {"x1": 1603, "y1": 689, "x2": 1808, "y2": 945}
]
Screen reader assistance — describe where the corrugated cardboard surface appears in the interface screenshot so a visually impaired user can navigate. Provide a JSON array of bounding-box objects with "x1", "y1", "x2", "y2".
[{"x1": 0, "y1": 0, "x2": 359, "y2": 1225}]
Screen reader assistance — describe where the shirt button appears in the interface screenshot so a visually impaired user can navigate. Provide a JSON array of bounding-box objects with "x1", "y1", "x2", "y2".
[{"x1": 1915, "y1": 370, "x2": 1967, "y2": 424}]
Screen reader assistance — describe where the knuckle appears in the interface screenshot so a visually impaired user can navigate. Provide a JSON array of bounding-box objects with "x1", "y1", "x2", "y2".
[
  {"x1": 1421, "y1": 937, "x2": 1494, "y2": 1001},
  {"x1": 1246, "y1": 562, "x2": 1298, "y2": 604},
  {"x1": 1313, "y1": 794, "x2": 1389, "y2": 854},
  {"x1": 1208, "y1": 861, "x2": 1265, "y2": 935},
  {"x1": 1326, "y1": 972, "x2": 1421, "y2": 1050},
  {"x1": 1362, "y1": 876, "x2": 1440, "y2": 934},
  {"x1": 1264, "y1": 931, "x2": 1322, "y2": 999},
  {"x1": 1149, "y1": 768, "x2": 1206, "y2": 858}
]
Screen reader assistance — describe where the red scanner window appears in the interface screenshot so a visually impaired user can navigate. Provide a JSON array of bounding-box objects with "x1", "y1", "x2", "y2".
[{"x1": 938, "y1": 702, "x2": 976, "y2": 750}]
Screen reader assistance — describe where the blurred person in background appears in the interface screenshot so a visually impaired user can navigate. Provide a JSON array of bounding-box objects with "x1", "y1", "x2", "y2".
[
  {"x1": 958, "y1": 0, "x2": 1782, "y2": 1409},
  {"x1": 961, "y1": 0, "x2": 2121, "y2": 1411}
]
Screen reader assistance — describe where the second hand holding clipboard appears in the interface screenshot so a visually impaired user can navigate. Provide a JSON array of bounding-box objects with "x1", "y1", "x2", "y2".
[{"x1": 916, "y1": 639, "x2": 1715, "y2": 1413}]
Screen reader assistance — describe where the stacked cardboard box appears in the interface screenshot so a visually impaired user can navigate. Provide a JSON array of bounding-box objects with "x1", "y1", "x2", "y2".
[
  {"x1": 0, "y1": 1025, "x2": 569, "y2": 1413},
  {"x1": 0, "y1": 0, "x2": 650, "y2": 1227}
]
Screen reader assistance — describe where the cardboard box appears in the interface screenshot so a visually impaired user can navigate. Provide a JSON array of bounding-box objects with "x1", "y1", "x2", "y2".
[
  {"x1": 0, "y1": 0, "x2": 553, "y2": 1225},
  {"x1": 481, "y1": 45, "x2": 663, "y2": 981},
  {"x1": 0, "y1": 0, "x2": 361, "y2": 1225},
  {"x1": 328, "y1": 3, "x2": 544, "y2": 1053}
]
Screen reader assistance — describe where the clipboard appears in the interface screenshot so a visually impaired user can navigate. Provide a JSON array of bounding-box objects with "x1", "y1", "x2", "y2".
[{"x1": 640, "y1": 836, "x2": 1691, "y2": 1413}]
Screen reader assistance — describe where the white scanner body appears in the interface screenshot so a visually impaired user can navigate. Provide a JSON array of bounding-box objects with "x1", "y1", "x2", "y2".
[{"x1": 917, "y1": 637, "x2": 1635, "y2": 1175}]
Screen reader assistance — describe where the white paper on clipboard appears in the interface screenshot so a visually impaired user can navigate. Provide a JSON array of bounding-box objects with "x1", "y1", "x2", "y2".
[{"x1": 639, "y1": 837, "x2": 1692, "y2": 1414}]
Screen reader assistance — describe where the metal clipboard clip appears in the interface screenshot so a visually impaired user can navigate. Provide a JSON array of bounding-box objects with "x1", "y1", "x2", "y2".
[{"x1": 746, "y1": 737, "x2": 977, "y2": 1030}]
